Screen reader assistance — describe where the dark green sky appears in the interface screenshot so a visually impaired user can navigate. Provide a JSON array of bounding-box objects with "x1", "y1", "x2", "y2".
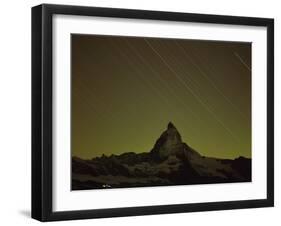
[{"x1": 71, "y1": 34, "x2": 251, "y2": 159}]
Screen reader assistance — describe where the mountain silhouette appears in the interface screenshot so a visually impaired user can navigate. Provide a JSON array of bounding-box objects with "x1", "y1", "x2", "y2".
[{"x1": 72, "y1": 122, "x2": 251, "y2": 190}]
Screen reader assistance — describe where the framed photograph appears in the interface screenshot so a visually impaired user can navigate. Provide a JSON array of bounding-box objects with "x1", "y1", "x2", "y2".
[{"x1": 32, "y1": 4, "x2": 274, "y2": 221}]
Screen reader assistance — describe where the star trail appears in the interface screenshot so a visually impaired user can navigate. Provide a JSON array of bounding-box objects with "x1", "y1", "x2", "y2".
[{"x1": 71, "y1": 34, "x2": 251, "y2": 159}]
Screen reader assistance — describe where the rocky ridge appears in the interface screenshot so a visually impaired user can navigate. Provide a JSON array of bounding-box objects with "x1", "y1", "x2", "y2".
[{"x1": 72, "y1": 122, "x2": 251, "y2": 190}]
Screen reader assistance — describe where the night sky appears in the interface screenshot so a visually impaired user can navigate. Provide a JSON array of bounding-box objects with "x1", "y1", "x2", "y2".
[{"x1": 71, "y1": 34, "x2": 251, "y2": 159}]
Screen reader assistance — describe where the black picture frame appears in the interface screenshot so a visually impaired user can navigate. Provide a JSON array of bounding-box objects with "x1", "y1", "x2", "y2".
[{"x1": 32, "y1": 3, "x2": 274, "y2": 222}]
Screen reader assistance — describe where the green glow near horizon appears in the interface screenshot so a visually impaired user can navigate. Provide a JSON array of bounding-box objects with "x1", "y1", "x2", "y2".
[{"x1": 71, "y1": 35, "x2": 251, "y2": 160}]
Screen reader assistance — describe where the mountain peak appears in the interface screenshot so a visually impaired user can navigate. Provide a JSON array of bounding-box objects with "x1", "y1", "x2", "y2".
[
  {"x1": 150, "y1": 122, "x2": 183, "y2": 160},
  {"x1": 167, "y1": 121, "x2": 176, "y2": 130}
]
